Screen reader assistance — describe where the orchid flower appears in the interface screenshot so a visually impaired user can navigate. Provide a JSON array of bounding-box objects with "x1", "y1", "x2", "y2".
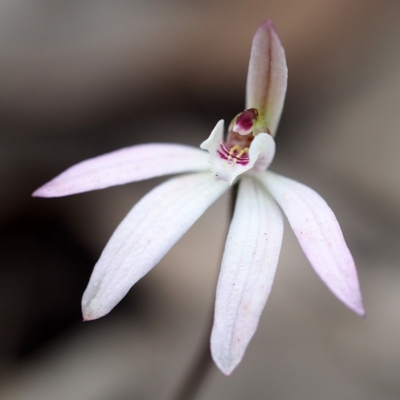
[{"x1": 33, "y1": 20, "x2": 365, "y2": 375}]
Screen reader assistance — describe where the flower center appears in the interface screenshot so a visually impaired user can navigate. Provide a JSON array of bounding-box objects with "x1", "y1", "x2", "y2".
[
  {"x1": 220, "y1": 108, "x2": 268, "y2": 166},
  {"x1": 217, "y1": 143, "x2": 250, "y2": 166},
  {"x1": 200, "y1": 108, "x2": 275, "y2": 184}
]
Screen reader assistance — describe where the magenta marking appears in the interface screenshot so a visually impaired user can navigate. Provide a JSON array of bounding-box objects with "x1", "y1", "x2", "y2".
[{"x1": 216, "y1": 142, "x2": 249, "y2": 166}]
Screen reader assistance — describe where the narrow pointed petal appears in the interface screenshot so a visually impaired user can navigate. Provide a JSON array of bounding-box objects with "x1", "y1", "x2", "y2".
[
  {"x1": 211, "y1": 176, "x2": 283, "y2": 375},
  {"x1": 201, "y1": 120, "x2": 275, "y2": 185},
  {"x1": 33, "y1": 144, "x2": 210, "y2": 197},
  {"x1": 246, "y1": 20, "x2": 287, "y2": 137},
  {"x1": 258, "y1": 171, "x2": 365, "y2": 316},
  {"x1": 82, "y1": 173, "x2": 228, "y2": 320}
]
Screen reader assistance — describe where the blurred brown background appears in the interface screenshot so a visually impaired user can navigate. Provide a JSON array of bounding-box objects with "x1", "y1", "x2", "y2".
[{"x1": 1, "y1": 1, "x2": 400, "y2": 399}]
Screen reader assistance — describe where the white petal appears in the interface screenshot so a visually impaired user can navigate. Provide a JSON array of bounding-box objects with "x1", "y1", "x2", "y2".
[
  {"x1": 211, "y1": 176, "x2": 283, "y2": 375},
  {"x1": 246, "y1": 20, "x2": 287, "y2": 137},
  {"x1": 251, "y1": 133, "x2": 276, "y2": 173},
  {"x1": 258, "y1": 171, "x2": 365, "y2": 316},
  {"x1": 33, "y1": 143, "x2": 210, "y2": 197},
  {"x1": 201, "y1": 121, "x2": 275, "y2": 185},
  {"x1": 199, "y1": 119, "x2": 225, "y2": 157},
  {"x1": 82, "y1": 173, "x2": 229, "y2": 320}
]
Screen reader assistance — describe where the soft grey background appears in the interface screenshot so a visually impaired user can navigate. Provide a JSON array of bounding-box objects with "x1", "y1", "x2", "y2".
[{"x1": 1, "y1": 1, "x2": 399, "y2": 399}]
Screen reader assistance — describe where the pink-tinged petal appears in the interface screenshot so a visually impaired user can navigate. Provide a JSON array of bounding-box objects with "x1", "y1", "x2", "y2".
[
  {"x1": 82, "y1": 173, "x2": 228, "y2": 321},
  {"x1": 258, "y1": 171, "x2": 365, "y2": 316},
  {"x1": 200, "y1": 120, "x2": 275, "y2": 185},
  {"x1": 246, "y1": 20, "x2": 287, "y2": 137},
  {"x1": 211, "y1": 176, "x2": 283, "y2": 375},
  {"x1": 32, "y1": 143, "x2": 210, "y2": 197}
]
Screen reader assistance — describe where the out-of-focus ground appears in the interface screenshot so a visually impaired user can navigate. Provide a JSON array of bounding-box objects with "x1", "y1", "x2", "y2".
[{"x1": 1, "y1": 1, "x2": 400, "y2": 399}]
